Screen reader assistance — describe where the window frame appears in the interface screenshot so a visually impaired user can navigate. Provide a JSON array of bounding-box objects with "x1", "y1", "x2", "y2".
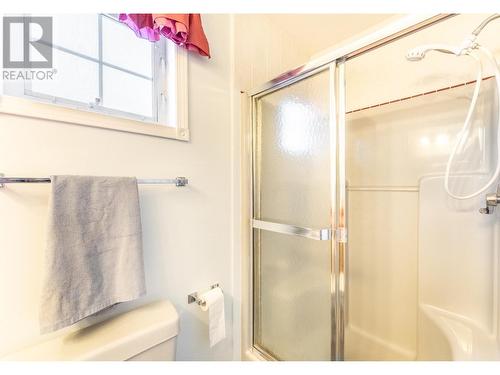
[{"x1": 0, "y1": 14, "x2": 190, "y2": 141}]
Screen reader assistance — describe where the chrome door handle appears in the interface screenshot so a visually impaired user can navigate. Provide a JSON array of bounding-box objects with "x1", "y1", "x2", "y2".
[{"x1": 252, "y1": 219, "x2": 332, "y2": 241}]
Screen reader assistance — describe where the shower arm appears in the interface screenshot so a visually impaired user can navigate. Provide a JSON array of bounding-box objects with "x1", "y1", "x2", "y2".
[
  {"x1": 472, "y1": 14, "x2": 500, "y2": 37},
  {"x1": 457, "y1": 14, "x2": 500, "y2": 56},
  {"x1": 406, "y1": 14, "x2": 500, "y2": 62}
]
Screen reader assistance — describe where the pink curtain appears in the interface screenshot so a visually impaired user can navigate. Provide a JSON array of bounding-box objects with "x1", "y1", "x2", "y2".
[{"x1": 119, "y1": 13, "x2": 210, "y2": 58}]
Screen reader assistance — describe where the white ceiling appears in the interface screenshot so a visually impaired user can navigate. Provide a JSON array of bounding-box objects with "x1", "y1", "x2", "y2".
[{"x1": 264, "y1": 14, "x2": 398, "y2": 56}]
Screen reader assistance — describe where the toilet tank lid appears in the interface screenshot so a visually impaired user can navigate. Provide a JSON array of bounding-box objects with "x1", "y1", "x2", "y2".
[{"x1": 2, "y1": 300, "x2": 179, "y2": 361}]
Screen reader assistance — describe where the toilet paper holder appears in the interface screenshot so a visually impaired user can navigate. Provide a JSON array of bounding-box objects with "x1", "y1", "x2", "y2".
[{"x1": 187, "y1": 283, "x2": 221, "y2": 305}]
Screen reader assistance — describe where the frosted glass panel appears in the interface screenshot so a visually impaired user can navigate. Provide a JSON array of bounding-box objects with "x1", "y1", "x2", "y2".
[
  {"x1": 253, "y1": 68, "x2": 332, "y2": 360},
  {"x1": 256, "y1": 69, "x2": 331, "y2": 229},
  {"x1": 102, "y1": 66, "x2": 153, "y2": 118},
  {"x1": 30, "y1": 49, "x2": 98, "y2": 103},
  {"x1": 102, "y1": 16, "x2": 153, "y2": 77},
  {"x1": 254, "y1": 230, "x2": 331, "y2": 360}
]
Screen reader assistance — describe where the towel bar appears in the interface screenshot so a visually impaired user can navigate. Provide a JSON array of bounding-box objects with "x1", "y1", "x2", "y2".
[{"x1": 0, "y1": 173, "x2": 188, "y2": 188}]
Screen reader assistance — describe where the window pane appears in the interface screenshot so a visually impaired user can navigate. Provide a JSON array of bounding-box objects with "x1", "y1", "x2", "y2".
[
  {"x1": 51, "y1": 14, "x2": 98, "y2": 58},
  {"x1": 30, "y1": 49, "x2": 99, "y2": 104},
  {"x1": 102, "y1": 66, "x2": 153, "y2": 118},
  {"x1": 102, "y1": 16, "x2": 153, "y2": 77}
]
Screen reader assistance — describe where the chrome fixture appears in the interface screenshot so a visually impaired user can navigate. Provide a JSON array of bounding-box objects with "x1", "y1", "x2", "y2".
[
  {"x1": 406, "y1": 14, "x2": 500, "y2": 201},
  {"x1": 252, "y1": 219, "x2": 332, "y2": 241},
  {"x1": 479, "y1": 186, "x2": 500, "y2": 214},
  {"x1": 0, "y1": 173, "x2": 188, "y2": 188},
  {"x1": 406, "y1": 14, "x2": 500, "y2": 62},
  {"x1": 187, "y1": 283, "x2": 221, "y2": 306},
  {"x1": 472, "y1": 14, "x2": 500, "y2": 36}
]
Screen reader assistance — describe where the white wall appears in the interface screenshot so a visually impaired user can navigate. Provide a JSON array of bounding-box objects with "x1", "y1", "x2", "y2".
[
  {"x1": 233, "y1": 14, "x2": 313, "y2": 92},
  {"x1": 233, "y1": 14, "x2": 396, "y2": 92},
  {"x1": 0, "y1": 14, "x2": 235, "y2": 361}
]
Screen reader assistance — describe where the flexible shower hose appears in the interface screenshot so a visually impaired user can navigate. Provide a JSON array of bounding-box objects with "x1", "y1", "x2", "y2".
[{"x1": 444, "y1": 45, "x2": 500, "y2": 199}]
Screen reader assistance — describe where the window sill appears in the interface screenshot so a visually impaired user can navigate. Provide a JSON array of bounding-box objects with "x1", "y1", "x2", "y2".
[{"x1": 0, "y1": 95, "x2": 190, "y2": 141}]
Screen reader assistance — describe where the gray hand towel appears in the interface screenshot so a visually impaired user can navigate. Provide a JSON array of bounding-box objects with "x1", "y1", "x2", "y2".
[{"x1": 40, "y1": 175, "x2": 146, "y2": 334}]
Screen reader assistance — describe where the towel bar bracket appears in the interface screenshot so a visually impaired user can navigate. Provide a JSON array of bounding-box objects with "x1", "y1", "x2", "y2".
[{"x1": 175, "y1": 177, "x2": 188, "y2": 187}]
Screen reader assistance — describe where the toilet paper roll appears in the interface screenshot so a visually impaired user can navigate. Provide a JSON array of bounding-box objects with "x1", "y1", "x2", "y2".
[{"x1": 198, "y1": 287, "x2": 225, "y2": 347}]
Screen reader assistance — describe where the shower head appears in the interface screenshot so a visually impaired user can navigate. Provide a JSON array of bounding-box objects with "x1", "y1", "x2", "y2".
[
  {"x1": 405, "y1": 44, "x2": 462, "y2": 62},
  {"x1": 404, "y1": 16, "x2": 499, "y2": 68},
  {"x1": 407, "y1": 14, "x2": 500, "y2": 62}
]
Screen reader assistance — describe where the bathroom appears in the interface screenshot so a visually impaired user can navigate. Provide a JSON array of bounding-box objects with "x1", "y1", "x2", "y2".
[{"x1": 1, "y1": 0, "x2": 500, "y2": 374}]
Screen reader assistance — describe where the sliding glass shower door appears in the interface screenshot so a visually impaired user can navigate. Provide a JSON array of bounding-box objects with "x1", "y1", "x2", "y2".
[{"x1": 251, "y1": 67, "x2": 337, "y2": 360}]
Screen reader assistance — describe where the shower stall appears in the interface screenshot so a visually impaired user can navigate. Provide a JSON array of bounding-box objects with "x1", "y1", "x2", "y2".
[{"x1": 247, "y1": 14, "x2": 500, "y2": 361}]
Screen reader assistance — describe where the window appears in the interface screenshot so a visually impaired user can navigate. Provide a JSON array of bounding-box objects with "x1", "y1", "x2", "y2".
[{"x1": 2, "y1": 14, "x2": 189, "y2": 140}]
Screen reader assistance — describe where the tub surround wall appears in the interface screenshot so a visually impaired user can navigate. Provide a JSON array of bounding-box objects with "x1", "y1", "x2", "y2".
[
  {"x1": 345, "y1": 14, "x2": 500, "y2": 359},
  {"x1": 346, "y1": 84, "x2": 498, "y2": 359}
]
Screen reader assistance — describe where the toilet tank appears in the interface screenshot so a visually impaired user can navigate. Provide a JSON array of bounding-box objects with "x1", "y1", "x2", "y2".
[{"x1": 1, "y1": 300, "x2": 179, "y2": 361}]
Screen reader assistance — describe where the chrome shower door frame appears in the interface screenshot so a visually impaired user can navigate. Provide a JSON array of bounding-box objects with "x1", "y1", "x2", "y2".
[{"x1": 250, "y1": 62, "x2": 342, "y2": 360}]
